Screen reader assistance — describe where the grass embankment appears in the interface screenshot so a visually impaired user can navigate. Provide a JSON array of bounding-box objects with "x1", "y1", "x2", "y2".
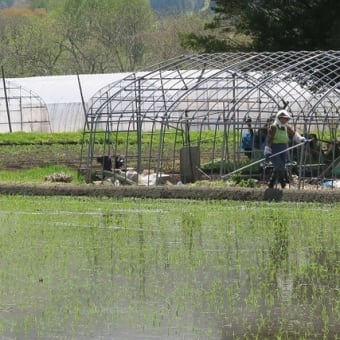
[{"x1": 0, "y1": 132, "x2": 84, "y2": 184}]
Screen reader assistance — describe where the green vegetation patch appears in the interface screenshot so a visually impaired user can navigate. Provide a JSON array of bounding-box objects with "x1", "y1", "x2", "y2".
[
  {"x1": 0, "y1": 197, "x2": 338, "y2": 339},
  {"x1": 0, "y1": 165, "x2": 82, "y2": 184},
  {"x1": 0, "y1": 132, "x2": 83, "y2": 145}
]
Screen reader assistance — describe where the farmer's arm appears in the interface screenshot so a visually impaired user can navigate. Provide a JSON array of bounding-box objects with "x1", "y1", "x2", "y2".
[
  {"x1": 288, "y1": 125, "x2": 306, "y2": 143},
  {"x1": 287, "y1": 125, "x2": 296, "y2": 139},
  {"x1": 266, "y1": 125, "x2": 276, "y2": 147}
]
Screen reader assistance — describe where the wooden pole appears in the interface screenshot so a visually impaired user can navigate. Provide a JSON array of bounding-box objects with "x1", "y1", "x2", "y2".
[
  {"x1": 1, "y1": 66, "x2": 12, "y2": 132},
  {"x1": 76, "y1": 73, "x2": 89, "y2": 129}
]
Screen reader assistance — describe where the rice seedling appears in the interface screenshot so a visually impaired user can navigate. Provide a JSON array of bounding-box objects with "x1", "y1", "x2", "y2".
[{"x1": 0, "y1": 197, "x2": 338, "y2": 339}]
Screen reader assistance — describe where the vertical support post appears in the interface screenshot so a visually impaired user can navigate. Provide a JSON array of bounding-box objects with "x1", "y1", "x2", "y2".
[
  {"x1": 1, "y1": 66, "x2": 12, "y2": 132},
  {"x1": 328, "y1": 115, "x2": 339, "y2": 180},
  {"x1": 86, "y1": 117, "x2": 96, "y2": 183},
  {"x1": 221, "y1": 102, "x2": 227, "y2": 175},
  {"x1": 77, "y1": 73, "x2": 89, "y2": 130},
  {"x1": 184, "y1": 109, "x2": 190, "y2": 146},
  {"x1": 136, "y1": 79, "x2": 142, "y2": 174},
  {"x1": 232, "y1": 73, "x2": 236, "y2": 169}
]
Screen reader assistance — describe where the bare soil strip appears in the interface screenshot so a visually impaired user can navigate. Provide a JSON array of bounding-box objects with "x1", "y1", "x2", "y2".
[{"x1": 0, "y1": 183, "x2": 339, "y2": 203}]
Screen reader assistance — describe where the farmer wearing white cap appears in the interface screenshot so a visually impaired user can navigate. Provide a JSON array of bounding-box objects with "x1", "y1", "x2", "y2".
[{"x1": 264, "y1": 109, "x2": 306, "y2": 188}]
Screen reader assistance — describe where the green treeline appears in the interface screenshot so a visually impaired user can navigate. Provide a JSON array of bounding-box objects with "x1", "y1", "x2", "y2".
[
  {"x1": 149, "y1": 0, "x2": 206, "y2": 11},
  {"x1": 0, "y1": 0, "x2": 209, "y2": 77},
  {"x1": 1, "y1": 0, "x2": 339, "y2": 78}
]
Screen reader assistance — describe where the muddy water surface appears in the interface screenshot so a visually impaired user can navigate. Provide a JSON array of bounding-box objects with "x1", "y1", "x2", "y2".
[{"x1": 0, "y1": 197, "x2": 339, "y2": 339}]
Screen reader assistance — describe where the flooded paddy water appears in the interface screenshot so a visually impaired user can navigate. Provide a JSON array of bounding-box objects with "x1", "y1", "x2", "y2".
[{"x1": 0, "y1": 196, "x2": 339, "y2": 339}]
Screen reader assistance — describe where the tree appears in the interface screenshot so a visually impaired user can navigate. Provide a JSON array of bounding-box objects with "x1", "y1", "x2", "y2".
[
  {"x1": 143, "y1": 13, "x2": 208, "y2": 64},
  {"x1": 150, "y1": 0, "x2": 206, "y2": 12},
  {"x1": 0, "y1": 0, "x2": 14, "y2": 8},
  {"x1": 0, "y1": 8, "x2": 65, "y2": 77},
  {"x1": 40, "y1": 0, "x2": 155, "y2": 73},
  {"x1": 241, "y1": 0, "x2": 340, "y2": 51},
  {"x1": 94, "y1": 0, "x2": 154, "y2": 71},
  {"x1": 1, "y1": 0, "x2": 222, "y2": 76},
  {"x1": 180, "y1": 0, "x2": 251, "y2": 52},
  {"x1": 181, "y1": 0, "x2": 340, "y2": 52}
]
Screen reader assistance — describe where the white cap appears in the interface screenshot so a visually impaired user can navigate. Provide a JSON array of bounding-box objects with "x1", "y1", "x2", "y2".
[{"x1": 276, "y1": 109, "x2": 291, "y2": 120}]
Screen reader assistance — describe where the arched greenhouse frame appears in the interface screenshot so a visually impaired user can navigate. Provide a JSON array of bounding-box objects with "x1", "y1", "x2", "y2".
[
  {"x1": 0, "y1": 80, "x2": 51, "y2": 133},
  {"x1": 80, "y1": 51, "x2": 340, "y2": 188}
]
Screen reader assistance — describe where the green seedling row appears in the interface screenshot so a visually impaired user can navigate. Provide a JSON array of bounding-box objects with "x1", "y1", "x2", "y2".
[{"x1": 0, "y1": 197, "x2": 339, "y2": 339}]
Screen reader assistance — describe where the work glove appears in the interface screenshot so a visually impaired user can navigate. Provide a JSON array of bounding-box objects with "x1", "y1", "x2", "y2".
[
  {"x1": 264, "y1": 146, "x2": 272, "y2": 160},
  {"x1": 293, "y1": 132, "x2": 308, "y2": 144}
]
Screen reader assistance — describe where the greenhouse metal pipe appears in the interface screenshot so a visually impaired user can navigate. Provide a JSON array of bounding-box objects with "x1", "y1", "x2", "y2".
[
  {"x1": 136, "y1": 79, "x2": 142, "y2": 174},
  {"x1": 77, "y1": 73, "x2": 89, "y2": 129},
  {"x1": 1, "y1": 66, "x2": 12, "y2": 132},
  {"x1": 221, "y1": 141, "x2": 310, "y2": 179}
]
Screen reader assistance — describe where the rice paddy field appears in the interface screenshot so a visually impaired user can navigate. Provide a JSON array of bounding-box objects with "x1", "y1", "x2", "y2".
[{"x1": 0, "y1": 196, "x2": 339, "y2": 339}]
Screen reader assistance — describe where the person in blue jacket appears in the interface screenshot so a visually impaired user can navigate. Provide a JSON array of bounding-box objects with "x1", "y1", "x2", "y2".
[{"x1": 264, "y1": 109, "x2": 306, "y2": 188}]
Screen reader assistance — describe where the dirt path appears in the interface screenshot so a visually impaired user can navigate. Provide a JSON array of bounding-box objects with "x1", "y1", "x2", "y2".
[{"x1": 0, "y1": 182, "x2": 339, "y2": 203}]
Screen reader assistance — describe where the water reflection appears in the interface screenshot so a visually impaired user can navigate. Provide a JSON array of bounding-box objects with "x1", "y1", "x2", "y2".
[
  {"x1": 0, "y1": 198, "x2": 338, "y2": 339},
  {"x1": 181, "y1": 212, "x2": 202, "y2": 254},
  {"x1": 138, "y1": 213, "x2": 146, "y2": 299}
]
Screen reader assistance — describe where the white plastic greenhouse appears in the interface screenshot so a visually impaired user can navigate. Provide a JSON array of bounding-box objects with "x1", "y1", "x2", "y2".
[{"x1": 0, "y1": 73, "x2": 130, "y2": 133}]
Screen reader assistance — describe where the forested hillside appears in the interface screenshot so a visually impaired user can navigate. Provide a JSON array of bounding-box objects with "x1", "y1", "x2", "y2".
[
  {"x1": 0, "y1": 0, "x2": 213, "y2": 77},
  {"x1": 3, "y1": 0, "x2": 211, "y2": 12},
  {"x1": 2, "y1": 0, "x2": 335, "y2": 78},
  {"x1": 150, "y1": 0, "x2": 207, "y2": 12}
]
